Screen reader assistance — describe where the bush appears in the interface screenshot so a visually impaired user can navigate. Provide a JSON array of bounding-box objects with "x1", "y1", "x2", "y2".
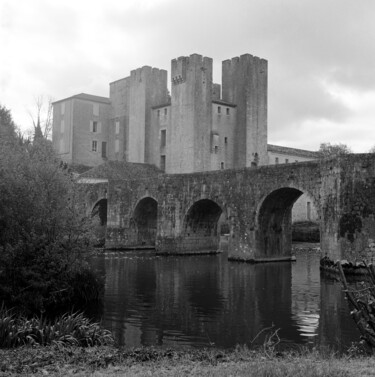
[
  {"x1": 0, "y1": 307, "x2": 113, "y2": 348},
  {"x1": 0, "y1": 105, "x2": 102, "y2": 314}
]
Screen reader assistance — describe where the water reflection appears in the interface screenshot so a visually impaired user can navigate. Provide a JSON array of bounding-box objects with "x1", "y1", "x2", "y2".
[{"x1": 90, "y1": 247, "x2": 360, "y2": 350}]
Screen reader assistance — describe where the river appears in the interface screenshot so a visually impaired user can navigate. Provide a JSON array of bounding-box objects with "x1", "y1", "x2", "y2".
[{"x1": 90, "y1": 244, "x2": 360, "y2": 350}]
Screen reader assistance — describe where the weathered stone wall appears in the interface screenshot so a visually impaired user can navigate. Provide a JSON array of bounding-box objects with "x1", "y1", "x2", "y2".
[
  {"x1": 222, "y1": 54, "x2": 268, "y2": 168},
  {"x1": 91, "y1": 154, "x2": 375, "y2": 263}
]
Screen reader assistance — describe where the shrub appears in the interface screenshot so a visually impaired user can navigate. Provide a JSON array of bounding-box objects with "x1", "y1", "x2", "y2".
[{"x1": 0, "y1": 306, "x2": 113, "y2": 348}]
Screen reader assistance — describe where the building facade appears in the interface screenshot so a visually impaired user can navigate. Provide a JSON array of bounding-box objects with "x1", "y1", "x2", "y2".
[{"x1": 53, "y1": 53, "x2": 269, "y2": 173}]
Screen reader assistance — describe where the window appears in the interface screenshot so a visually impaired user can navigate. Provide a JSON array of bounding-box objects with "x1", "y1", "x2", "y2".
[
  {"x1": 224, "y1": 137, "x2": 228, "y2": 144},
  {"x1": 218, "y1": 106, "x2": 221, "y2": 114},
  {"x1": 157, "y1": 109, "x2": 160, "y2": 117},
  {"x1": 214, "y1": 146, "x2": 218, "y2": 154},
  {"x1": 93, "y1": 121, "x2": 98, "y2": 133},
  {"x1": 60, "y1": 120, "x2": 65, "y2": 133},
  {"x1": 160, "y1": 129, "x2": 166, "y2": 148},
  {"x1": 220, "y1": 162, "x2": 225, "y2": 169},
  {"x1": 160, "y1": 155, "x2": 166, "y2": 172},
  {"x1": 275, "y1": 157, "x2": 279, "y2": 164},
  {"x1": 92, "y1": 140, "x2": 97, "y2": 152},
  {"x1": 164, "y1": 108, "x2": 167, "y2": 116},
  {"x1": 115, "y1": 121, "x2": 120, "y2": 135},
  {"x1": 285, "y1": 159, "x2": 289, "y2": 163},
  {"x1": 102, "y1": 142, "x2": 107, "y2": 158},
  {"x1": 226, "y1": 108, "x2": 230, "y2": 115},
  {"x1": 93, "y1": 103, "x2": 99, "y2": 116},
  {"x1": 295, "y1": 160, "x2": 299, "y2": 163},
  {"x1": 59, "y1": 139, "x2": 64, "y2": 152},
  {"x1": 307, "y1": 202, "x2": 311, "y2": 221},
  {"x1": 115, "y1": 139, "x2": 119, "y2": 153}
]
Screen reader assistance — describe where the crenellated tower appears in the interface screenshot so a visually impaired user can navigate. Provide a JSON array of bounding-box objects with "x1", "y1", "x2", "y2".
[
  {"x1": 222, "y1": 54, "x2": 268, "y2": 168},
  {"x1": 168, "y1": 54, "x2": 213, "y2": 173}
]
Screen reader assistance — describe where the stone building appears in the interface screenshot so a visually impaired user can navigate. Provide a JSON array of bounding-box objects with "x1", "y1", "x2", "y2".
[
  {"x1": 52, "y1": 53, "x2": 319, "y2": 221},
  {"x1": 52, "y1": 53, "x2": 269, "y2": 172}
]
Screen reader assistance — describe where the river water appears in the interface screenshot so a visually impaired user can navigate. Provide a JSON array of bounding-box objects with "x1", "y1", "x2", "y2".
[{"x1": 90, "y1": 244, "x2": 360, "y2": 350}]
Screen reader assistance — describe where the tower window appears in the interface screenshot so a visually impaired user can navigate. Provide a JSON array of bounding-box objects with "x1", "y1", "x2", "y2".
[
  {"x1": 164, "y1": 108, "x2": 167, "y2": 115},
  {"x1": 102, "y1": 142, "x2": 107, "y2": 158},
  {"x1": 220, "y1": 162, "x2": 225, "y2": 169},
  {"x1": 214, "y1": 146, "x2": 218, "y2": 154},
  {"x1": 285, "y1": 159, "x2": 289, "y2": 163},
  {"x1": 157, "y1": 109, "x2": 160, "y2": 117},
  {"x1": 92, "y1": 121, "x2": 98, "y2": 133},
  {"x1": 218, "y1": 106, "x2": 221, "y2": 114},
  {"x1": 160, "y1": 129, "x2": 166, "y2": 148},
  {"x1": 275, "y1": 157, "x2": 279, "y2": 164},
  {"x1": 160, "y1": 155, "x2": 166, "y2": 172},
  {"x1": 92, "y1": 140, "x2": 97, "y2": 152},
  {"x1": 224, "y1": 137, "x2": 228, "y2": 144},
  {"x1": 226, "y1": 108, "x2": 230, "y2": 115}
]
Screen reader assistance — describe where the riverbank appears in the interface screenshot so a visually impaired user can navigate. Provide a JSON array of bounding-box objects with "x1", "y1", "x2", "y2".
[{"x1": 1, "y1": 345, "x2": 375, "y2": 376}]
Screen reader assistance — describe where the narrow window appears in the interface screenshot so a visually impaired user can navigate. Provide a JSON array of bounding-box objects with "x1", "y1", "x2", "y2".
[
  {"x1": 115, "y1": 121, "x2": 120, "y2": 135},
  {"x1": 59, "y1": 139, "x2": 64, "y2": 152},
  {"x1": 226, "y1": 108, "x2": 230, "y2": 115},
  {"x1": 224, "y1": 137, "x2": 228, "y2": 144},
  {"x1": 307, "y1": 202, "x2": 311, "y2": 221},
  {"x1": 214, "y1": 146, "x2": 218, "y2": 154},
  {"x1": 220, "y1": 162, "x2": 225, "y2": 169},
  {"x1": 285, "y1": 158, "x2": 289, "y2": 163},
  {"x1": 92, "y1": 140, "x2": 97, "y2": 152},
  {"x1": 93, "y1": 121, "x2": 98, "y2": 133},
  {"x1": 218, "y1": 106, "x2": 221, "y2": 114},
  {"x1": 102, "y1": 142, "x2": 107, "y2": 158},
  {"x1": 93, "y1": 103, "x2": 99, "y2": 116},
  {"x1": 164, "y1": 108, "x2": 167, "y2": 116},
  {"x1": 115, "y1": 139, "x2": 119, "y2": 153},
  {"x1": 160, "y1": 155, "x2": 166, "y2": 172},
  {"x1": 157, "y1": 109, "x2": 160, "y2": 117},
  {"x1": 160, "y1": 129, "x2": 166, "y2": 148},
  {"x1": 275, "y1": 157, "x2": 279, "y2": 164}
]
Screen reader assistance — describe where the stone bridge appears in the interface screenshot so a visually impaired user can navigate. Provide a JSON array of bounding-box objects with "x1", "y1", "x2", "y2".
[{"x1": 81, "y1": 154, "x2": 375, "y2": 263}]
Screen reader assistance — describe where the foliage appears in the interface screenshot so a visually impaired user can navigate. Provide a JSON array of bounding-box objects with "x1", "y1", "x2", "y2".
[
  {"x1": 0, "y1": 105, "x2": 101, "y2": 313},
  {"x1": 0, "y1": 307, "x2": 113, "y2": 348},
  {"x1": 318, "y1": 142, "x2": 352, "y2": 159}
]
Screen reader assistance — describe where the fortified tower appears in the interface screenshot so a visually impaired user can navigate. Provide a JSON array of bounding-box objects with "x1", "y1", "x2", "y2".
[
  {"x1": 109, "y1": 66, "x2": 169, "y2": 164},
  {"x1": 222, "y1": 54, "x2": 268, "y2": 168},
  {"x1": 168, "y1": 54, "x2": 213, "y2": 173}
]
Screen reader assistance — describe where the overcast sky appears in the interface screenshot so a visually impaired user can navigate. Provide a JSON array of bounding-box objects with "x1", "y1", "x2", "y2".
[{"x1": 1, "y1": 0, "x2": 375, "y2": 152}]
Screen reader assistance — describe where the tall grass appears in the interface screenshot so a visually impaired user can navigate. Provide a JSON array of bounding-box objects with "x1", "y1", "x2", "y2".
[{"x1": 0, "y1": 306, "x2": 113, "y2": 348}]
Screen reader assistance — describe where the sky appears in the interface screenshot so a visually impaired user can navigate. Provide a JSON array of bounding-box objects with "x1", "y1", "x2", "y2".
[{"x1": 1, "y1": 0, "x2": 375, "y2": 152}]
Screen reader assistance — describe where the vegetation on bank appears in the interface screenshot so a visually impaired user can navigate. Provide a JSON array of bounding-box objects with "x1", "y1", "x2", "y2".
[
  {"x1": 0, "y1": 344, "x2": 375, "y2": 376},
  {"x1": 0, "y1": 105, "x2": 102, "y2": 314}
]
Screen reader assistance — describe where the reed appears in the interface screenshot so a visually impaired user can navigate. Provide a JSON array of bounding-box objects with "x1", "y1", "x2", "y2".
[{"x1": 0, "y1": 306, "x2": 113, "y2": 348}]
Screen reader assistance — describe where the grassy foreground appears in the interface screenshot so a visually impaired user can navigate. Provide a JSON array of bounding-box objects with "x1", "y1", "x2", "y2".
[{"x1": 1, "y1": 345, "x2": 375, "y2": 376}]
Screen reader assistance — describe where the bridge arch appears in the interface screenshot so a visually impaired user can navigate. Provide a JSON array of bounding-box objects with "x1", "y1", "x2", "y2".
[
  {"x1": 256, "y1": 187, "x2": 305, "y2": 259},
  {"x1": 132, "y1": 196, "x2": 158, "y2": 246},
  {"x1": 91, "y1": 198, "x2": 107, "y2": 246},
  {"x1": 182, "y1": 199, "x2": 223, "y2": 253}
]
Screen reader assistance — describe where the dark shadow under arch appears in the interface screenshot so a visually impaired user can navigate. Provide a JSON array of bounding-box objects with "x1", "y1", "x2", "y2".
[
  {"x1": 182, "y1": 199, "x2": 222, "y2": 253},
  {"x1": 133, "y1": 197, "x2": 158, "y2": 246},
  {"x1": 256, "y1": 188, "x2": 303, "y2": 259},
  {"x1": 92, "y1": 198, "x2": 107, "y2": 246}
]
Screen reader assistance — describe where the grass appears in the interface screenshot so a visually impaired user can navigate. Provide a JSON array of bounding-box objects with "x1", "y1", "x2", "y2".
[
  {"x1": 1, "y1": 345, "x2": 375, "y2": 376},
  {"x1": 0, "y1": 306, "x2": 113, "y2": 348}
]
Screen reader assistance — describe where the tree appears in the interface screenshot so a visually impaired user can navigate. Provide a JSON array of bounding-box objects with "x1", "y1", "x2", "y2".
[
  {"x1": 28, "y1": 96, "x2": 53, "y2": 140},
  {"x1": 0, "y1": 105, "x2": 101, "y2": 314},
  {"x1": 318, "y1": 142, "x2": 352, "y2": 159}
]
